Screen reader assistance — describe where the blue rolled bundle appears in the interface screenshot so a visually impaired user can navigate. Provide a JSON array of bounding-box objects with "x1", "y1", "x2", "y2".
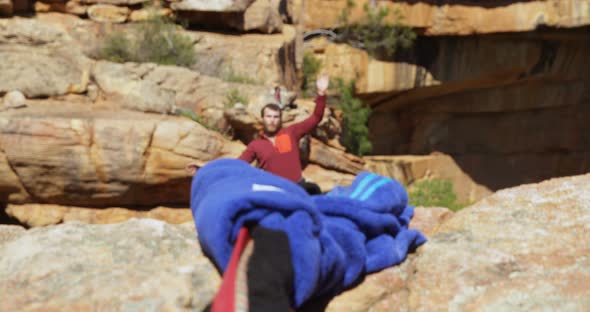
[{"x1": 190, "y1": 158, "x2": 427, "y2": 307}]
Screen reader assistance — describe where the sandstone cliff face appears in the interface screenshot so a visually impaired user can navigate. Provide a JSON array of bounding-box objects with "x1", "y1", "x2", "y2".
[
  {"x1": 367, "y1": 30, "x2": 590, "y2": 191},
  {"x1": 0, "y1": 102, "x2": 244, "y2": 206},
  {"x1": 1, "y1": 0, "x2": 588, "y2": 213},
  {"x1": 1, "y1": 0, "x2": 291, "y2": 34},
  {"x1": 35, "y1": 12, "x2": 299, "y2": 90},
  {"x1": 0, "y1": 18, "x2": 91, "y2": 98},
  {"x1": 0, "y1": 13, "x2": 361, "y2": 210},
  {"x1": 304, "y1": 0, "x2": 590, "y2": 34},
  {"x1": 304, "y1": 1, "x2": 590, "y2": 192}
]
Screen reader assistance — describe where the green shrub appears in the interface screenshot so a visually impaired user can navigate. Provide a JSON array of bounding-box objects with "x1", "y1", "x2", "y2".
[
  {"x1": 224, "y1": 89, "x2": 249, "y2": 109},
  {"x1": 177, "y1": 108, "x2": 233, "y2": 138},
  {"x1": 408, "y1": 179, "x2": 466, "y2": 211},
  {"x1": 302, "y1": 52, "x2": 322, "y2": 97},
  {"x1": 223, "y1": 68, "x2": 259, "y2": 85},
  {"x1": 178, "y1": 109, "x2": 202, "y2": 123},
  {"x1": 336, "y1": 1, "x2": 416, "y2": 59},
  {"x1": 100, "y1": 12, "x2": 195, "y2": 67},
  {"x1": 100, "y1": 33, "x2": 132, "y2": 63},
  {"x1": 335, "y1": 78, "x2": 372, "y2": 157}
]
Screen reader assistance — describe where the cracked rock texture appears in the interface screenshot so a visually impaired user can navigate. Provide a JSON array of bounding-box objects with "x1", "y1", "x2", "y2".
[
  {"x1": 0, "y1": 219, "x2": 218, "y2": 311},
  {"x1": 0, "y1": 102, "x2": 243, "y2": 206}
]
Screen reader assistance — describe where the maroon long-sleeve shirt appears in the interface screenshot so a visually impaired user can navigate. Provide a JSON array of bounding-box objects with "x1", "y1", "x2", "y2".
[{"x1": 238, "y1": 95, "x2": 326, "y2": 182}]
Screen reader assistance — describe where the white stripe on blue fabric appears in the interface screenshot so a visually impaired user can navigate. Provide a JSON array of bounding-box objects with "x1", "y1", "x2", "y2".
[
  {"x1": 358, "y1": 178, "x2": 391, "y2": 201},
  {"x1": 350, "y1": 173, "x2": 379, "y2": 199}
]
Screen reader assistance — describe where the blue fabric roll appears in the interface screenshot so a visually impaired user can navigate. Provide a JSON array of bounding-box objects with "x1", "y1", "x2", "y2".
[{"x1": 190, "y1": 158, "x2": 427, "y2": 307}]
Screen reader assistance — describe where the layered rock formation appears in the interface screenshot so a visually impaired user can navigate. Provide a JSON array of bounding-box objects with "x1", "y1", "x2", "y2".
[
  {"x1": 0, "y1": 14, "x2": 361, "y2": 212},
  {"x1": 304, "y1": 0, "x2": 590, "y2": 192},
  {"x1": 34, "y1": 12, "x2": 299, "y2": 90},
  {"x1": 2, "y1": 0, "x2": 588, "y2": 219},
  {"x1": 172, "y1": 0, "x2": 286, "y2": 33},
  {"x1": 0, "y1": 102, "x2": 243, "y2": 206},
  {"x1": 304, "y1": 0, "x2": 590, "y2": 35},
  {"x1": 1, "y1": 0, "x2": 296, "y2": 34},
  {"x1": 5, "y1": 204, "x2": 192, "y2": 227},
  {"x1": 367, "y1": 29, "x2": 590, "y2": 191},
  {"x1": 0, "y1": 18, "x2": 91, "y2": 98}
]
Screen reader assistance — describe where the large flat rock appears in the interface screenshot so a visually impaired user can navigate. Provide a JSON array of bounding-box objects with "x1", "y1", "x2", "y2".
[
  {"x1": 0, "y1": 219, "x2": 218, "y2": 311},
  {"x1": 0, "y1": 101, "x2": 243, "y2": 206}
]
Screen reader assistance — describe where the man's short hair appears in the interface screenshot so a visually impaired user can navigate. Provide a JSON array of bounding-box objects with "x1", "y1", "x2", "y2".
[{"x1": 260, "y1": 103, "x2": 282, "y2": 117}]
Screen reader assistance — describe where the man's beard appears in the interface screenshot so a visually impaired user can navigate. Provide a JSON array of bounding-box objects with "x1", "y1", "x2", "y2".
[{"x1": 263, "y1": 123, "x2": 281, "y2": 136}]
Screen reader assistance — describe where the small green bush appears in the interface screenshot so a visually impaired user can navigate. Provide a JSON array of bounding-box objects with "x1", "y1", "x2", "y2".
[
  {"x1": 302, "y1": 52, "x2": 322, "y2": 97},
  {"x1": 335, "y1": 78, "x2": 372, "y2": 157},
  {"x1": 177, "y1": 108, "x2": 233, "y2": 139},
  {"x1": 178, "y1": 109, "x2": 202, "y2": 124},
  {"x1": 336, "y1": 1, "x2": 416, "y2": 59},
  {"x1": 224, "y1": 89, "x2": 249, "y2": 109},
  {"x1": 101, "y1": 33, "x2": 133, "y2": 63},
  {"x1": 100, "y1": 13, "x2": 196, "y2": 67},
  {"x1": 223, "y1": 68, "x2": 259, "y2": 85},
  {"x1": 408, "y1": 179, "x2": 466, "y2": 211}
]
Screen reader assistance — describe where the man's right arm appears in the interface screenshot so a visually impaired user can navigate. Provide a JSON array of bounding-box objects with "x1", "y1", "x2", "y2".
[{"x1": 238, "y1": 143, "x2": 256, "y2": 164}]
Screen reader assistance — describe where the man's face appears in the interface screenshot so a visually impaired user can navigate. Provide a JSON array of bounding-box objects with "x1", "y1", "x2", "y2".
[{"x1": 262, "y1": 108, "x2": 282, "y2": 135}]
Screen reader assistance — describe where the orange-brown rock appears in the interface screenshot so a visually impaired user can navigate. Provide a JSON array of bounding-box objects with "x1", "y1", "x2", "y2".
[
  {"x1": 309, "y1": 138, "x2": 364, "y2": 175},
  {"x1": 5, "y1": 203, "x2": 192, "y2": 227},
  {"x1": 304, "y1": 0, "x2": 590, "y2": 35},
  {"x1": 302, "y1": 163, "x2": 355, "y2": 192},
  {"x1": 191, "y1": 24, "x2": 298, "y2": 89},
  {"x1": 305, "y1": 37, "x2": 439, "y2": 95},
  {"x1": 87, "y1": 4, "x2": 129, "y2": 23},
  {"x1": 0, "y1": 0, "x2": 13, "y2": 15},
  {"x1": 0, "y1": 17, "x2": 91, "y2": 98},
  {"x1": 172, "y1": 0, "x2": 283, "y2": 33},
  {"x1": 82, "y1": 0, "x2": 147, "y2": 5},
  {"x1": 0, "y1": 100, "x2": 244, "y2": 206},
  {"x1": 128, "y1": 7, "x2": 173, "y2": 22},
  {"x1": 33, "y1": 0, "x2": 86, "y2": 15},
  {"x1": 34, "y1": 1, "x2": 65, "y2": 13}
]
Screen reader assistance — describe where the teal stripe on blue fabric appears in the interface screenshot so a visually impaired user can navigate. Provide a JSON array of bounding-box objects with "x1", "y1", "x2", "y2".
[
  {"x1": 350, "y1": 174, "x2": 379, "y2": 199},
  {"x1": 359, "y1": 178, "x2": 391, "y2": 201}
]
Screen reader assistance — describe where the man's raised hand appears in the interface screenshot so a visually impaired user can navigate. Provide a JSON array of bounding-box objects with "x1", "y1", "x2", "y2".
[{"x1": 316, "y1": 74, "x2": 329, "y2": 96}]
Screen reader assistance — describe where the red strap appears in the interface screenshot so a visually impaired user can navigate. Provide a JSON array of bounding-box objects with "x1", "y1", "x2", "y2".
[
  {"x1": 211, "y1": 228, "x2": 251, "y2": 312},
  {"x1": 275, "y1": 86, "x2": 281, "y2": 102}
]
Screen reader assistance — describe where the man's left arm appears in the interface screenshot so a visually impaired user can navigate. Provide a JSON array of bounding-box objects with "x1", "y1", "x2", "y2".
[{"x1": 290, "y1": 74, "x2": 329, "y2": 139}]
